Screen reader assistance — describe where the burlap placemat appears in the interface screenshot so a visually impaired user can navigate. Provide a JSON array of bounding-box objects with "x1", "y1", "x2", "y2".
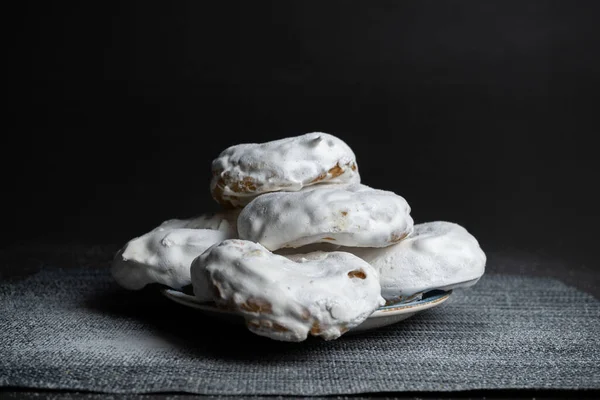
[{"x1": 1, "y1": 266, "x2": 598, "y2": 395}]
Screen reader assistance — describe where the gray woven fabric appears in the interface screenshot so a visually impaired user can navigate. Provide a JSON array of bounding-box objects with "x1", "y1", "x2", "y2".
[{"x1": 1, "y1": 267, "x2": 599, "y2": 395}]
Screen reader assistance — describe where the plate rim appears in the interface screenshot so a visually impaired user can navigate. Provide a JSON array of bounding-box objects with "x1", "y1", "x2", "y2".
[{"x1": 161, "y1": 288, "x2": 452, "y2": 318}]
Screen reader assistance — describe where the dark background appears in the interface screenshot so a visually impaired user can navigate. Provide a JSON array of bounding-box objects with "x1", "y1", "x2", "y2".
[{"x1": 5, "y1": 1, "x2": 599, "y2": 295}]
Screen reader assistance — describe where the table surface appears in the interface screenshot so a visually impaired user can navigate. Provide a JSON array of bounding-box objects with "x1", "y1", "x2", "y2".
[
  {"x1": 1, "y1": 242, "x2": 598, "y2": 399},
  {"x1": 2, "y1": 389, "x2": 600, "y2": 399}
]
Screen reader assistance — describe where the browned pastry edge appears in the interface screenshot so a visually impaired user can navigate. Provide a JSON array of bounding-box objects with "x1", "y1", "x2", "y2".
[
  {"x1": 211, "y1": 160, "x2": 358, "y2": 207},
  {"x1": 389, "y1": 231, "x2": 410, "y2": 243}
]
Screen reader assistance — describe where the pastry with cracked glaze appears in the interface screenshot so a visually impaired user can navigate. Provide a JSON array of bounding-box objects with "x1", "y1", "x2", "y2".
[
  {"x1": 111, "y1": 211, "x2": 238, "y2": 295},
  {"x1": 338, "y1": 221, "x2": 486, "y2": 302},
  {"x1": 190, "y1": 239, "x2": 384, "y2": 342},
  {"x1": 210, "y1": 132, "x2": 360, "y2": 207},
  {"x1": 237, "y1": 184, "x2": 413, "y2": 251}
]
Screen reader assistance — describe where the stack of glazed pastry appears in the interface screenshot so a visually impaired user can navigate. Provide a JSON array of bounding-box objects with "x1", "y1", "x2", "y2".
[{"x1": 112, "y1": 133, "x2": 486, "y2": 342}]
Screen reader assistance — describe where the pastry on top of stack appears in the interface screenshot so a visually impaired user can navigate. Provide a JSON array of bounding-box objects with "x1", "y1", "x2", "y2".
[
  {"x1": 111, "y1": 132, "x2": 486, "y2": 342},
  {"x1": 210, "y1": 132, "x2": 360, "y2": 207}
]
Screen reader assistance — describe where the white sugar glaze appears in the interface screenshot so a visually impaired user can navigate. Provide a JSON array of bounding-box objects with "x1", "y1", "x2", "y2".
[
  {"x1": 191, "y1": 239, "x2": 384, "y2": 342},
  {"x1": 210, "y1": 132, "x2": 360, "y2": 207},
  {"x1": 237, "y1": 184, "x2": 413, "y2": 250}
]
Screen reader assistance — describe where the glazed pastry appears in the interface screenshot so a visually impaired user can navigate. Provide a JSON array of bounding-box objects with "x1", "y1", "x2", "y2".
[
  {"x1": 111, "y1": 211, "x2": 238, "y2": 294},
  {"x1": 237, "y1": 184, "x2": 413, "y2": 250},
  {"x1": 210, "y1": 132, "x2": 360, "y2": 207},
  {"x1": 191, "y1": 239, "x2": 384, "y2": 342},
  {"x1": 340, "y1": 221, "x2": 486, "y2": 302}
]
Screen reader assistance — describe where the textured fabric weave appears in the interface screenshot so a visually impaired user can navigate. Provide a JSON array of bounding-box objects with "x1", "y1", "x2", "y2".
[{"x1": 1, "y1": 267, "x2": 599, "y2": 395}]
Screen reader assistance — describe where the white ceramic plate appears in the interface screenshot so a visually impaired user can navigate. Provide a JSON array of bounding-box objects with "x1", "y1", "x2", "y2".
[{"x1": 161, "y1": 288, "x2": 451, "y2": 333}]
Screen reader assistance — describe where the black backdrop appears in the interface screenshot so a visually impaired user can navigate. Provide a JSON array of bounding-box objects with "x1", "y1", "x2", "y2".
[{"x1": 6, "y1": 1, "x2": 599, "y2": 287}]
